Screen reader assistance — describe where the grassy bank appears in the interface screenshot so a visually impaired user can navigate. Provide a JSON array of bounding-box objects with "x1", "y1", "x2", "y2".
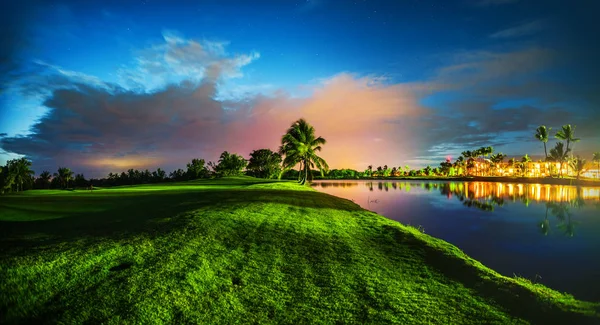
[{"x1": 1, "y1": 177, "x2": 598, "y2": 324}]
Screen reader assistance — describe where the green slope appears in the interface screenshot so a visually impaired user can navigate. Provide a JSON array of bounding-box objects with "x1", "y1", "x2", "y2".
[{"x1": 0, "y1": 177, "x2": 598, "y2": 324}]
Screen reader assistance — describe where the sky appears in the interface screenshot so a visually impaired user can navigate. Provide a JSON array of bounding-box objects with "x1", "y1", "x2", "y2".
[{"x1": 1, "y1": 0, "x2": 599, "y2": 178}]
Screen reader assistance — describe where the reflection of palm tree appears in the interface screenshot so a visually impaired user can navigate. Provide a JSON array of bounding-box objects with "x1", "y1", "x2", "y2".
[
  {"x1": 539, "y1": 203, "x2": 551, "y2": 236},
  {"x1": 546, "y1": 201, "x2": 577, "y2": 237},
  {"x1": 558, "y1": 216, "x2": 577, "y2": 237}
]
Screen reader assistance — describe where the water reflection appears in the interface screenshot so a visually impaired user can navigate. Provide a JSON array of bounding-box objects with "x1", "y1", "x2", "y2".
[
  {"x1": 313, "y1": 181, "x2": 599, "y2": 238},
  {"x1": 313, "y1": 181, "x2": 600, "y2": 203}
]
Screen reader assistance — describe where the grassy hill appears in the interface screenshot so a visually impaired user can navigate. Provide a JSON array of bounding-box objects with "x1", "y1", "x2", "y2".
[{"x1": 1, "y1": 177, "x2": 598, "y2": 324}]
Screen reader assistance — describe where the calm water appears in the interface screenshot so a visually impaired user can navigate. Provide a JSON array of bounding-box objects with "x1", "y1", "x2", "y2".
[{"x1": 312, "y1": 180, "x2": 600, "y2": 301}]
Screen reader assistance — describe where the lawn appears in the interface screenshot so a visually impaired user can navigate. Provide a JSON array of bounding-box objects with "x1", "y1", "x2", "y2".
[{"x1": 1, "y1": 177, "x2": 598, "y2": 324}]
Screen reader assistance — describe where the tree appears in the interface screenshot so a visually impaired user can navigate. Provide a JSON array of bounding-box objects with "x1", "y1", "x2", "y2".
[
  {"x1": 152, "y1": 168, "x2": 167, "y2": 182},
  {"x1": 186, "y1": 158, "x2": 209, "y2": 180},
  {"x1": 535, "y1": 125, "x2": 552, "y2": 160},
  {"x1": 424, "y1": 165, "x2": 432, "y2": 176},
  {"x1": 169, "y1": 169, "x2": 186, "y2": 181},
  {"x1": 490, "y1": 153, "x2": 506, "y2": 176},
  {"x1": 279, "y1": 119, "x2": 329, "y2": 185},
  {"x1": 0, "y1": 164, "x2": 15, "y2": 194},
  {"x1": 569, "y1": 156, "x2": 586, "y2": 180},
  {"x1": 54, "y1": 167, "x2": 74, "y2": 189},
  {"x1": 555, "y1": 124, "x2": 580, "y2": 156},
  {"x1": 548, "y1": 142, "x2": 570, "y2": 178},
  {"x1": 247, "y1": 149, "x2": 282, "y2": 179},
  {"x1": 461, "y1": 151, "x2": 475, "y2": 176},
  {"x1": 7, "y1": 158, "x2": 35, "y2": 192},
  {"x1": 74, "y1": 173, "x2": 88, "y2": 188},
  {"x1": 376, "y1": 166, "x2": 383, "y2": 177},
  {"x1": 593, "y1": 152, "x2": 600, "y2": 179},
  {"x1": 37, "y1": 171, "x2": 52, "y2": 189},
  {"x1": 367, "y1": 165, "x2": 373, "y2": 177},
  {"x1": 214, "y1": 151, "x2": 247, "y2": 177},
  {"x1": 520, "y1": 154, "x2": 531, "y2": 177},
  {"x1": 440, "y1": 159, "x2": 452, "y2": 176}
]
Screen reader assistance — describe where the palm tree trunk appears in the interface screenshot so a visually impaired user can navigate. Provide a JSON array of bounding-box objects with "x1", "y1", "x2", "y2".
[{"x1": 543, "y1": 143, "x2": 548, "y2": 160}]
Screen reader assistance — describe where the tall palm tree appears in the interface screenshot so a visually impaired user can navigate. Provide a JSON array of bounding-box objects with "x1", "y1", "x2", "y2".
[
  {"x1": 555, "y1": 124, "x2": 580, "y2": 155},
  {"x1": 8, "y1": 158, "x2": 35, "y2": 192},
  {"x1": 461, "y1": 150, "x2": 475, "y2": 176},
  {"x1": 367, "y1": 165, "x2": 373, "y2": 177},
  {"x1": 521, "y1": 154, "x2": 531, "y2": 177},
  {"x1": 548, "y1": 142, "x2": 570, "y2": 178},
  {"x1": 279, "y1": 119, "x2": 329, "y2": 185},
  {"x1": 593, "y1": 152, "x2": 600, "y2": 179},
  {"x1": 569, "y1": 156, "x2": 586, "y2": 180},
  {"x1": 38, "y1": 171, "x2": 52, "y2": 189},
  {"x1": 534, "y1": 125, "x2": 552, "y2": 160},
  {"x1": 54, "y1": 167, "x2": 74, "y2": 189}
]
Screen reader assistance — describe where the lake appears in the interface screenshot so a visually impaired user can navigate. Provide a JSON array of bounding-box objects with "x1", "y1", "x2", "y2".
[{"x1": 311, "y1": 180, "x2": 600, "y2": 302}]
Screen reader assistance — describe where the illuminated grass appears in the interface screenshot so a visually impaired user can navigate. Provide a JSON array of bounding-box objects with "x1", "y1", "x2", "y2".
[{"x1": 1, "y1": 177, "x2": 598, "y2": 324}]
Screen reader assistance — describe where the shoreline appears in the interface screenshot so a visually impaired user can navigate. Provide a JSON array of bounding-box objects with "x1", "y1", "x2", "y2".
[{"x1": 312, "y1": 176, "x2": 600, "y2": 186}]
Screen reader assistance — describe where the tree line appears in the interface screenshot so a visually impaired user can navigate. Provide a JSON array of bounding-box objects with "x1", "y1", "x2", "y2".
[
  {"x1": 0, "y1": 118, "x2": 330, "y2": 194},
  {"x1": 2, "y1": 121, "x2": 598, "y2": 194}
]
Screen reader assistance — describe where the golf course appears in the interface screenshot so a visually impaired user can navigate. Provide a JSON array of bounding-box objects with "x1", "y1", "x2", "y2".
[{"x1": 1, "y1": 177, "x2": 598, "y2": 324}]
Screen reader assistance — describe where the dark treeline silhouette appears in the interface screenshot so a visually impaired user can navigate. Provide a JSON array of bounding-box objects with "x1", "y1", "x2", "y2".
[
  {"x1": 1, "y1": 118, "x2": 331, "y2": 194},
  {"x1": 1, "y1": 149, "x2": 273, "y2": 193}
]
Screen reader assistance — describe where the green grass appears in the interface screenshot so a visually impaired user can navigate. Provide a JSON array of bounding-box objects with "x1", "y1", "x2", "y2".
[{"x1": 1, "y1": 176, "x2": 598, "y2": 324}]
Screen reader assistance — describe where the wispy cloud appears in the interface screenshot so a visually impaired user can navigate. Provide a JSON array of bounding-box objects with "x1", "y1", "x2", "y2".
[
  {"x1": 490, "y1": 20, "x2": 546, "y2": 39},
  {"x1": 117, "y1": 30, "x2": 260, "y2": 91}
]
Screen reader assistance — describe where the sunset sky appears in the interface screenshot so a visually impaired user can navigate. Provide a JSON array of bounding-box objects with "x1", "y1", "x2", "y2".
[{"x1": 1, "y1": 0, "x2": 599, "y2": 177}]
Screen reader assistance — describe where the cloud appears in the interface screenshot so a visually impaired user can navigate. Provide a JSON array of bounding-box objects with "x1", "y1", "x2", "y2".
[
  {"x1": 1, "y1": 71, "x2": 428, "y2": 177},
  {"x1": 474, "y1": 0, "x2": 519, "y2": 6},
  {"x1": 417, "y1": 46, "x2": 600, "y2": 161},
  {"x1": 490, "y1": 20, "x2": 546, "y2": 39},
  {"x1": 117, "y1": 30, "x2": 260, "y2": 91}
]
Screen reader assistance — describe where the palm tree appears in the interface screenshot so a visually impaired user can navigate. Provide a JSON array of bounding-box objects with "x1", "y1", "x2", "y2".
[
  {"x1": 490, "y1": 153, "x2": 506, "y2": 176},
  {"x1": 555, "y1": 124, "x2": 580, "y2": 155},
  {"x1": 521, "y1": 154, "x2": 531, "y2": 177},
  {"x1": 38, "y1": 171, "x2": 52, "y2": 189},
  {"x1": 548, "y1": 142, "x2": 570, "y2": 178},
  {"x1": 593, "y1": 152, "x2": 600, "y2": 179},
  {"x1": 535, "y1": 125, "x2": 552, "y2": 160},
  {"x1": 54, "y1": 167, "x2": 74, "y2": 189},
  {"x1": 279, "y1": 118, "x2": 329, "y2": 185},
  {"x1": 569, "y1": 156, "x2": 586, "y2": 180},
  {"x1": 8, "y1": 158, "x2": 35, "y2": 192},
  {"x1": 461, "y1": 150, "x2": 475, "y2": 176},
  {"x1": 367, "y1": 165, "x2": 373, "y2": 177}
]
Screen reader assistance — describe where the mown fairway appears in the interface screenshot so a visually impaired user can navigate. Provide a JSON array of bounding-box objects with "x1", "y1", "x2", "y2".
[{"x1": 1, "y1": 177, "x2": 598, "y2": 324}]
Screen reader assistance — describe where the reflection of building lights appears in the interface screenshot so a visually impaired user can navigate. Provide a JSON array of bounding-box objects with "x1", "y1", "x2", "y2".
[{"x1": 459, "y1": 182, "x2": 600, "y2": 202}]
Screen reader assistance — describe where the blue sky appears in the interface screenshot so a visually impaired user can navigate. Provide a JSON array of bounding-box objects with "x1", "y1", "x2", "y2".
[{"x1": 1, "y1": 0, "x2": 599, "y2": 177}]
